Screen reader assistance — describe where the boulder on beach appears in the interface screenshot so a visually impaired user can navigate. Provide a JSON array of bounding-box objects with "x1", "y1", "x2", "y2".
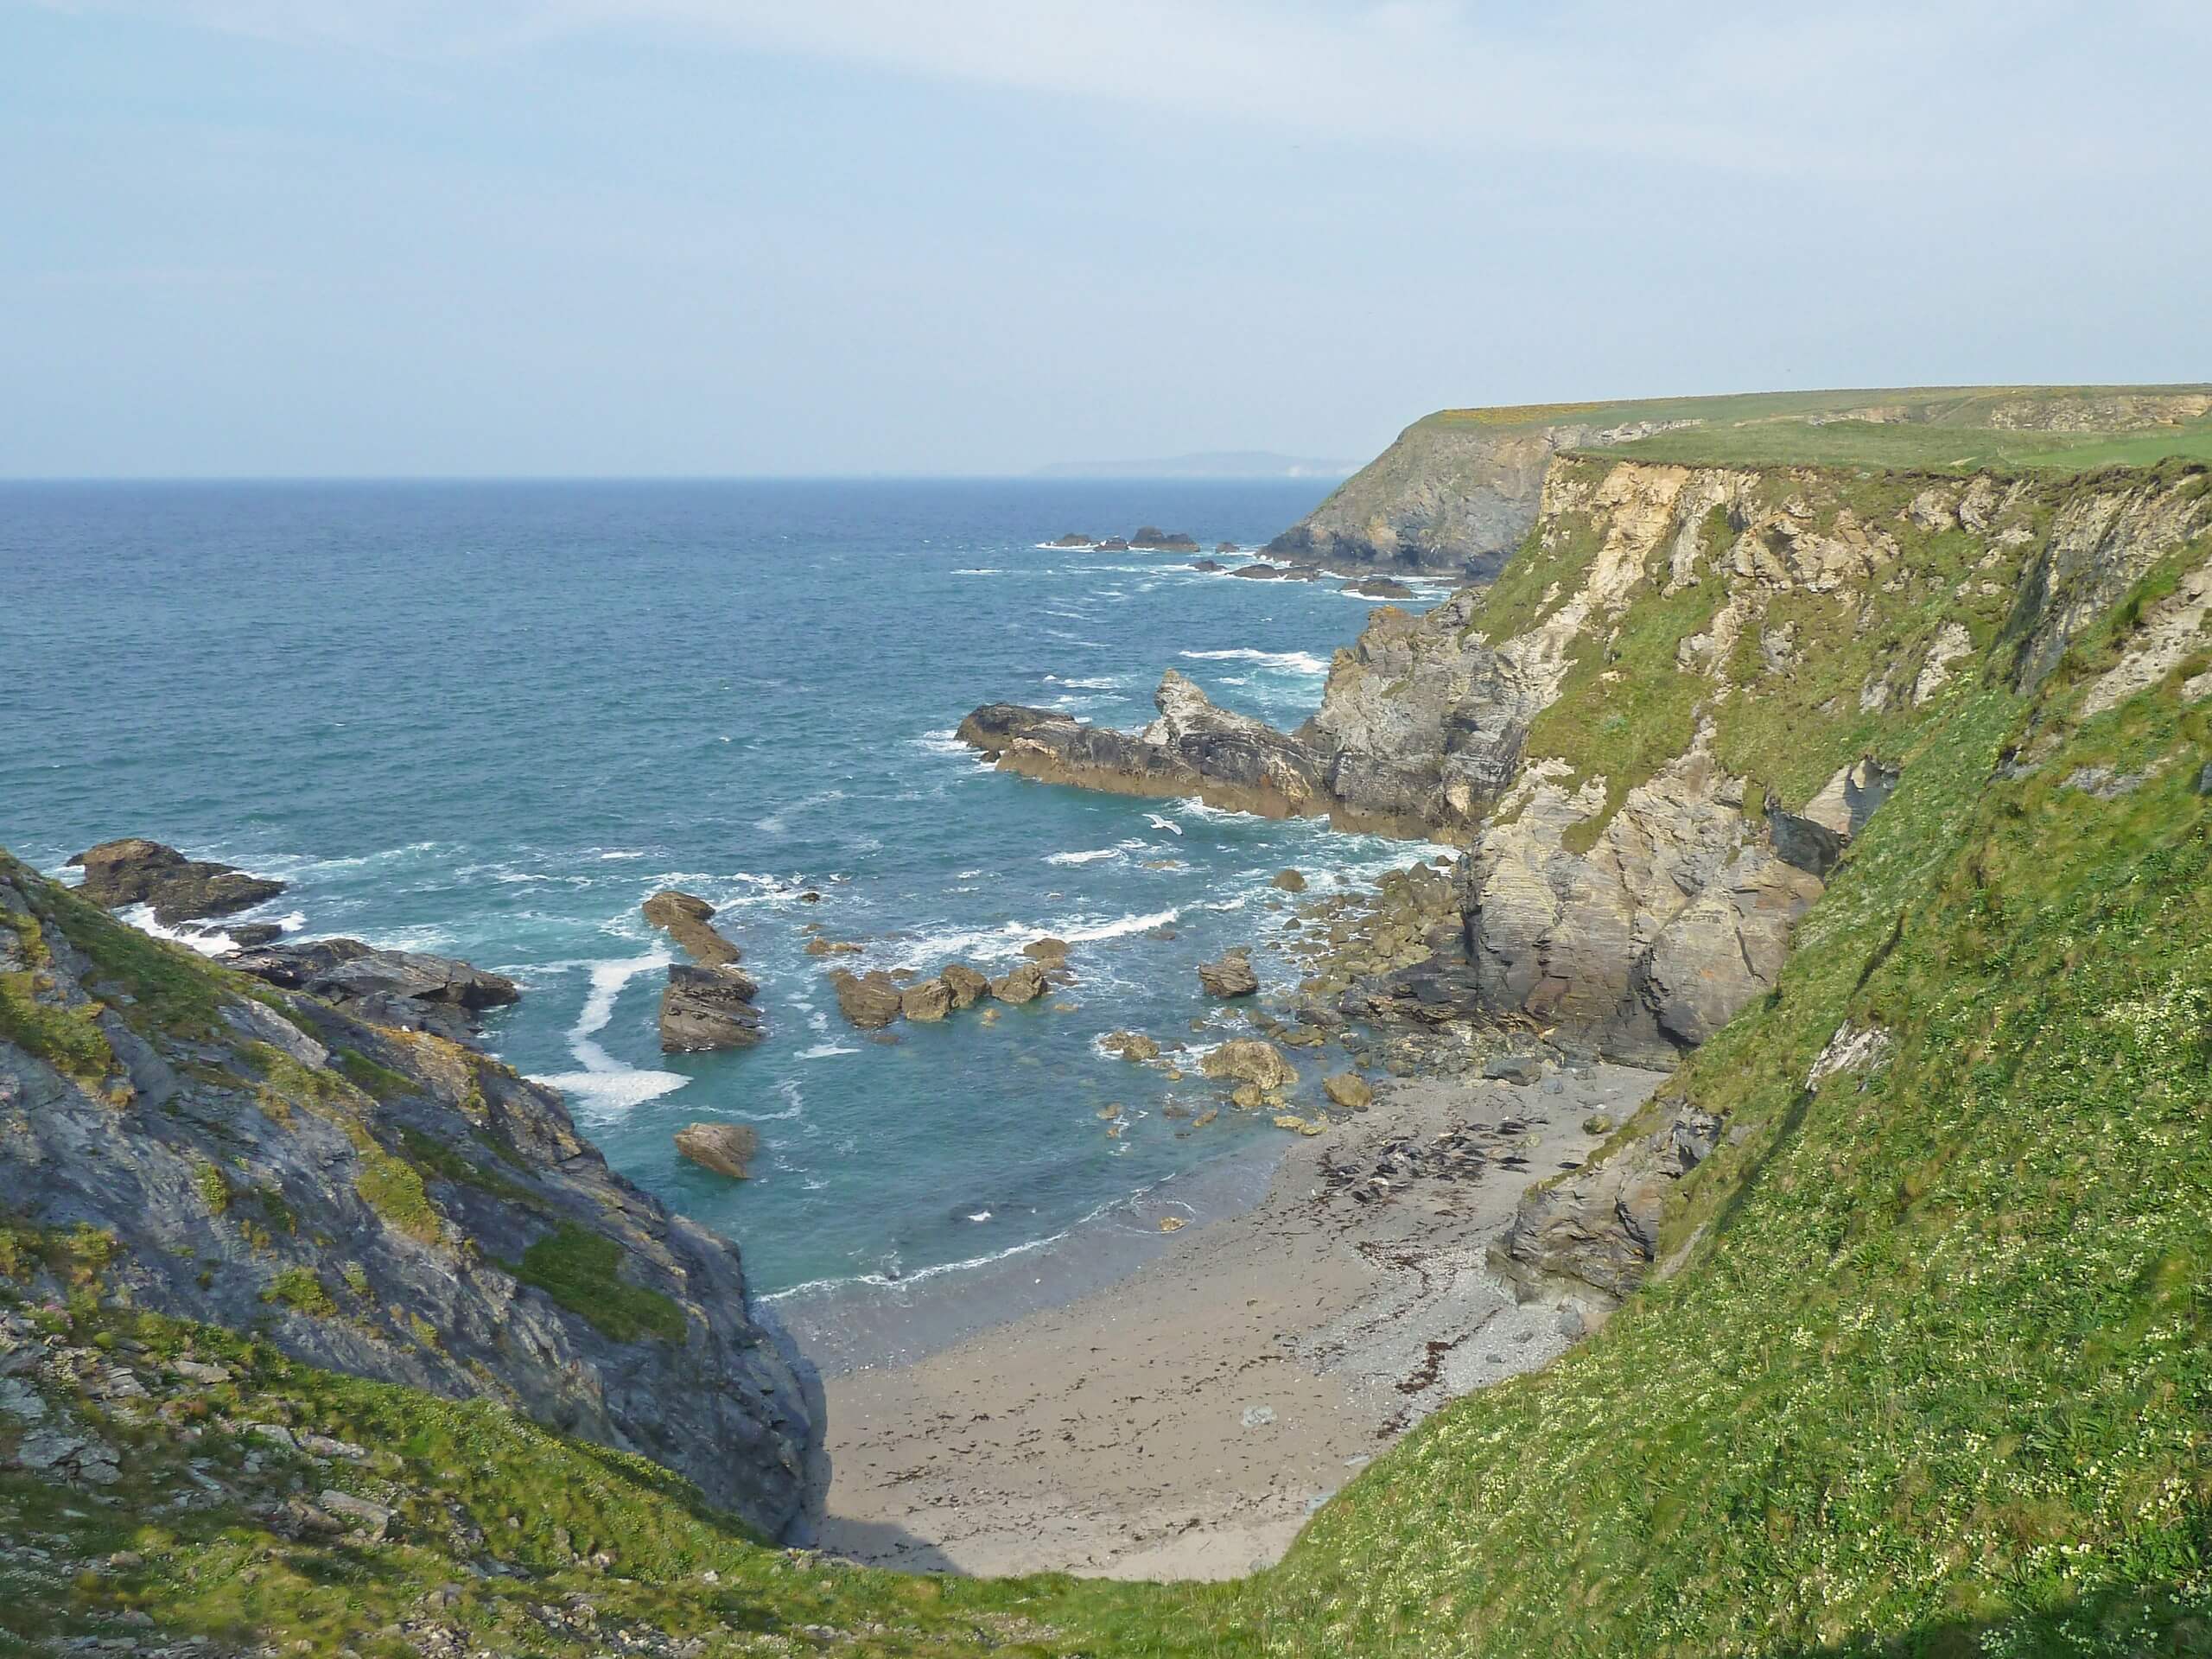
[
  {"x1": 1201, "y1": 1039, "x2": 1298, "y2": 1093},
  {"x1": 675, "y1": 1122, "x2": 760, "y2": 1179},
  {"x1": 940, "y1": 963, "x2": 991, "y2": 1008},
  {"x1": 642, "y1": 889, "x2": 742, "y2": 967},
  {"x1": 1483, "y1": 1052, "x2": 1547, "y2": 1085},
  {"x1": 1197, "y1": 948, "x2": 1260, "y2": 998},
  {"x1": 660, "y1": 963, "x2": 763, "y2": 1052},
  {"x1": 68, "y1": 838, "x2": 286, "y2": 925},
  {"x1": 829, "y1": 968, "x2": 904, "y2": 1029},
  {"x1": 899, "y1": 977, "x2": 954, "y2": 1022},
  {"x1": 1324, "y1": 1072, "x2": 1376, "y2": 1110},
  {"x1": 990, "y1": 962, "x2": 1050, "y2": 1005}
]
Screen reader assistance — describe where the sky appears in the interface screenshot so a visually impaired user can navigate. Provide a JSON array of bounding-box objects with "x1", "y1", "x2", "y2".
[{"x1": 3, "y1": 1, "x2": 2209, "y2": 477}]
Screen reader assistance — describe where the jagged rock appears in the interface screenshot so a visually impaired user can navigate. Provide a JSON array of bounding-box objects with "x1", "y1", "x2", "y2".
[
  {"x1": 0, "y1": 849, "x2": 823, "y2": 1539},
  {"x1": 67, "y1": 838, "x2": 285, "y2": 925},
  {"x1": 940, "y1": 963, "x2": 991, "y2": 1007},
  {"x1": 1131, "y1": 526, "x2": 1199, "y2": 550},
  {"x1": 989, "y1": 963, "x2": 1049, "y2": 1005},
  {"x1": 1497, "y1": 1103, "x2": 1723, "y2": 1298},
  {"x1": 659, "y1": 964, "x2": 762, "y2": 1052},
  {"x1": 959, "y1": 671, "x2": 1329, "y2": 822},
  {"x1": 226, "y1": 938, "x2": 520, "y2": 1043},
  {"x1": 642, "y1": 891, "x2": 741, "y2": 967},
  {"x1": 829, "y1": 969, "x2": 903, "y2": 1029},
  {"x1": 1101, "y1": 1030, "x2": 1160, "y2": 1062},
  {"x1": 1200, "y1": 1039, "x2": 1297, "y2": 1092},
  {"x1": 675, "y1": 1122, "x2": 760, "y2": 1179},
  {"x1": 1271, "y1": 868, "x2": 1307, "y2": 891},
  {"x1": 1323, "y1": 1072, "x2": 1374, "y2": 1109},
  {"x1": 1196, "y1": 949, "x2": 1259, "y2": 998},
  {"x1": 899, "y1": 977, "x2": 953, "y2": 1022}
]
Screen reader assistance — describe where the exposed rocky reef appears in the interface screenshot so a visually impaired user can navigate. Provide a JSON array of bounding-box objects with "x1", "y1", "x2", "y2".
[
  {"x1": 642, "y1": 891, "x2": 761, "y2": 1052},
  {"x1": 67, "y1": 838, "x2": 285, "y2": 926},
  {"x1": 221, "y1": 937, "x2": 521, "y2": 1046},
  {"x1": 0, "y1": 851, "x2": 822, "y2": 1539}
]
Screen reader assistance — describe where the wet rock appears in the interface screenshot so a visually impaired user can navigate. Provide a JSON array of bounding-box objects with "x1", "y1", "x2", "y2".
[
  {"x1": 1197, "y1": 948, "x2": 1260, "y2": 998},
  {"x1": 939, "y1": 963, "x2": 991, "y2": 1008},
  {"x1": 1271, "y1": 868, "x2": 1307, "y2": 892},
  {"x1": 1050, "y1": 533, "x2": 1091, "y2": 547},
  {"x1": 642, "y1": 891, "x2": 741, "y2": 967},
  {"x1": 1340, "y1": 576, "x2": 1415, "y2": 598},
  {"x1": 1130, "y1": 526, "x2": 1199, "y2": 550},
  {"x1": 899, "y1": 977, "x2": 954, "y2": 1022},
  {"x1": 1230, "y1": 563, "x2": 1289, "y2": 580},
  {"x1": 660, "y1": 964, "x2": 763, "y2": 1052},
  {"x1": 1101, "y1": 1030, "x2": 1160, "y2": 1062},
  {"x1": 989, "y1": 963, "x2": 1050, "y2": 1005},
  {"x1": 67, "y1": 838, "x2": 285, "y2": 925},
  {"x1": 829, "y1": 969, "x2": 903, "y2": 1029},
  {"x1": 1096, "y1": 537, "x2": 1129, "y2": 551},
  {"x1": 1200, "y1": 1039, "x2": 1297, "y2": 1092},
  {"x1": 675, "y1": 1122, "x2": 760, "y2": 1179},
  {"x1": 1021, "y1": 937, "x2": 1071, "y2": 965},
  {"x1": 226, "y1": 938, "x2": 520, "y2": 1042},
  {"x1": 1192, "y1": 559, "x2": 1225, "y2": 573},
  {"x1": 804, "y1": 938, "x2": 862, "y2": 957}
]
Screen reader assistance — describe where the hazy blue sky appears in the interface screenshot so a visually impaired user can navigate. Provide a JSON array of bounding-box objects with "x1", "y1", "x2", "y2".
[{"x1": 4, "y1": 2, "x2": 2208, "y2": 476}]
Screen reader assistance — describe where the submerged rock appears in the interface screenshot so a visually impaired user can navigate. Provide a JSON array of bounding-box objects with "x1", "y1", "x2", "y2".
[
  {"x1": 675, "y1": 1122, "x2": 760, "y2": 1179},
  {"x1": 660, "y1": 963, "x2": 763, "y2": 1052},
  {"x1": 68, "y1": 838, "x2": 285, "y2": 925},
  {"x1": 1101, "y1": 1030, "x2": 1160, "y2": 1062}
]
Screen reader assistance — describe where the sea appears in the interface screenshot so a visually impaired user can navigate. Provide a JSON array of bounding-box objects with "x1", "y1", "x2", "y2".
[{"x1": 0, "y1": 479, "x2": 1450, "y2": 1366}]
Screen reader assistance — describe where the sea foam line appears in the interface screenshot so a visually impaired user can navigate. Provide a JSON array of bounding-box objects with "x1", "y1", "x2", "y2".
[
  {"x1": 1179, "y1": 647, "x2": 1330, "y2": 675},
  {"x1": 529, "y1": 951, "x2": 687, "y2": 1120}
]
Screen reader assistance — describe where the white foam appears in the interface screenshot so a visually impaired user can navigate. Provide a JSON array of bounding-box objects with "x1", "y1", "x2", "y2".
[
  {"x1": 528, "y1": 952, "x2": 687, "y2": 1120},
  {"x1": 1045, "y1": 847, "x2": 1122, "y2": 866},
  {"x1": 1045, "y1": 675, "x2": 1124, "y2": 690},
  {"x1": 879, "y1": 906, "x2": 1178, "y2": 970},
  {"x1": 118, "y1": 905, "x2": 236, "y2": 957},
  {"x1": 952, "y1": 567, "x2": 1006, "y2": 575},
  {"x1": 796, "y1": 1043, "x2": 859, "y2": 1059},
  {"x1": 1179, "y1": 647, "x2": 1330, "y2": 675}
]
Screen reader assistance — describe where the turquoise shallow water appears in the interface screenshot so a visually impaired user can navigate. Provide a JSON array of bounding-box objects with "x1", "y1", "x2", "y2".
[{"x1": 1, "y1": 480, "x2": 1447, "y2": 1307}]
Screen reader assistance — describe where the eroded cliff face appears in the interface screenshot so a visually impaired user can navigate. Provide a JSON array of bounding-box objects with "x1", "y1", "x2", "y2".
[
  {"x1": 0, "y1": 853, "x2": 823, "y2": 1540},
  {"x1": 1262, "y1": 412, "x2": 1694, "y2": 575},
  {"x1": 1308, "y1": 455, "x2": 2211, "y2": 1067}
]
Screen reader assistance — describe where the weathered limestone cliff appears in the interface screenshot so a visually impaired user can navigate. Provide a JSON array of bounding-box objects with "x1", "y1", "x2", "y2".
[{"x1": 0, "y1": 852, "x2": 823, "y2": 1539}]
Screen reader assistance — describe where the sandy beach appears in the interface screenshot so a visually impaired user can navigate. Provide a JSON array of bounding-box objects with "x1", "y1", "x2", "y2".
[{"x1": 814, "y1": 1060, "x2": 1666, "y2": 1580}]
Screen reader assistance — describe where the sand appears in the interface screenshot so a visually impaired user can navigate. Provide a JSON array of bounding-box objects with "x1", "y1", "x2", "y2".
[{"x1": 813, "y1": 1061, "x2": 1665, "y2": 1580}]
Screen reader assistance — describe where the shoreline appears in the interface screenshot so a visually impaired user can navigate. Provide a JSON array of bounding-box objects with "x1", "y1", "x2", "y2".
[{"x1": 811, "y1": 1059, "x2": 1666, "y2": 1580}]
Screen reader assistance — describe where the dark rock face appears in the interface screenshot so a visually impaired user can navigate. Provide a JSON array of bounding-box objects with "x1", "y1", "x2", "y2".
[
  {"x1": 225, "y1": 938, "x2": 520, "y2": 1045},
  {"x1": 642, "y1": 890, "x2": 741, "y2": 967},
  {"x1": 675, "y1": 1122, "x2": 760, "y2": 1179},
  {"x1": 660, "y1": 963, "x2": 764, "y2": 1052},
  {"x1": 0, "y1": 852, "x2": 822, "y2": 1541},
  {"x1": 1229, "y1": 563, "x2": 1288, "y2": 580},
  {"x1": 1192, "y1": 559, "x2": 1225, "y2": 573},
  {"x1": 1051, "y1": 533, "x2": 1092, "y2": 547},
  {"x1": 1096, "y1": 537, "x2": 1129, "y2": 551},
  {"x1": 67, "y1": 839, "x2": 285, "y2": 925},
  {"x1": 958, "y1": 671, "x2": 1331, "y2": 823},
  {"x1": 1342, "y1": 576, "x2": 1416, "y2": 599},
  {"x1": 1130, "y1": 527, "x2": 1199, "y2": 550}
]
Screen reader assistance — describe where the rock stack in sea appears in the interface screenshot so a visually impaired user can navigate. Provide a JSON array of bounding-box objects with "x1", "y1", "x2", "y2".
[{"x1": 643, "y1": 891, "x2": 762, "y2": 1052}]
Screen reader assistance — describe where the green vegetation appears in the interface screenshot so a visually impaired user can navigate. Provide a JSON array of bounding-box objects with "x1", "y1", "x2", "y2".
[
  {"x1": 261, "y1": 1266, "x2": 336, "y2": 1319},
  {"x1": 335, "y1": 1045, "x2": 418, "y2": 1100},
  {"x1": 191, "y1": 1159, "x2": 231, "y2": 1216},
  {"x1": 510, "y1": 1225, "x2": 688, "y2": 1345}
]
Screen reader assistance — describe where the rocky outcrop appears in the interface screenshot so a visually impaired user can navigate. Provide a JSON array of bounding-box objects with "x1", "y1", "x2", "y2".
[
  {"x1": 1131, "y1": 527, "x2": 1199, "y2": 550},
  {"x1": 660, "y1": 963, "x2": 764, "y2": 1052},
  {"x1": 989, "y1": 962, "x2": 1050, "y2": 1005},
  {"x1": 224, "y1": 938, "x2": 520, "y2": 1045},
  {"x1": 67, "y1": 838, "x2": 285, "y2": 925},
  {"x1": 829, "y1": 969, "x2": 903, "y2": 1029},
  {"x1": 642, "y1": 890, "x2": 741, "y2": 967},
  {"x1": 1196, "y1": 948, "x2": 1259, "y2": 998},
  {"x1": 1342, "y1": 576, "x2": 1416, "y2": 598},
  {"x1": 1496, "y1": 1100, "x2": 1721, "y2": 1299},
  {"x1": 958, "y1": 670, "x2": 1332, "y2": 822},
  {"x1": 941, "y1": 963, "x2": 991, "y2": 1007},
  {"x1": 0, "y1": 850, "x2": 820, "y2": 1540},
  {"x1": 675, "y1": 1122, "x2": 760, "y2": 1179},
  {"x1": 1198, "y1": 1039, "x2": 1298, "y2": 1093}
]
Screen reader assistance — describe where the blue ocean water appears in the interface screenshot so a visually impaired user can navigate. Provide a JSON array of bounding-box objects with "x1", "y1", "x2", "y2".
[{"x1": 1, "y1": 480, "x2": 1445, "y2": 1311}]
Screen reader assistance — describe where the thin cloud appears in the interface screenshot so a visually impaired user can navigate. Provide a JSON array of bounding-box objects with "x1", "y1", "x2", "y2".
[{"x1": 32, "y1": 0, "x2": 2190, "y2": 179}]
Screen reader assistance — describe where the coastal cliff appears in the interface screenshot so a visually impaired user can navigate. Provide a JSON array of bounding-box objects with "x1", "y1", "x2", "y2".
[{"x1": 0, "y1": 851, "x2": 823, "y2": 1540}]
